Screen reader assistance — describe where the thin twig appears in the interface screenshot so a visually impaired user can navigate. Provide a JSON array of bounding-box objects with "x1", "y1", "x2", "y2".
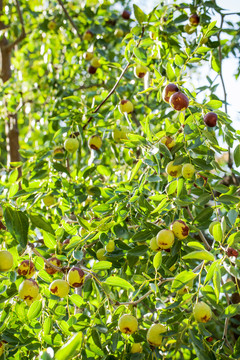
[
  {"x1": 28, "y1": 244, "x2": 66, "y2": 273},
  {"x1": 5, "y1": 0, "x2": 26, "y2": 50},
  {"x1": 82, "y1": 27, "x2": 145, "y2": 130},
  {"x1": 116, "y1": 277, "x2": 174, "y2": 306},
  {"x1": 56, "y1": 0, "x2": 82, "y2": 41},
  {"x1": 186, "y1": 207, "x2": 211, "y2": 250},
  {"x1": 221, "y1": 278, "x2": 233, "y2": 351}
]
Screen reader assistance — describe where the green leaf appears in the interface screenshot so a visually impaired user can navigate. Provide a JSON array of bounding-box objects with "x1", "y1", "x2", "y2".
[
  {"x1": 187, "y1": 242, "x2": 205, "y2": 250},
  {"x1": 224, "y1": 304, "x2": 240, "y2": 318},
  {"x1": 55, "y1": 333, "x2": 82, "y2": 360},
  {"x1": 205, "y1": 100, "x2": 222, "y2": 109},
  {"x1": 175, "y1": 54, "x2": 184, "y2": 66},
  {"x1": 133, "y1": 48, "x2": 147, "y2": 64},
  {"x1": 213, "y1": 266, "x2": 221, "y2": 303},
  {"x1": 130, "y1": 159, "x2": 143, "y2": 181},
  {"x1": 30, "y1": 214, "x2": 55, "y2": 235},
  {"x1": 171, "y1": 271, "x2": 197, "y2": 292},
  {"x1": 211, "y1": 53, "x2": 220, "y2": 73},
  {"x1": 70, "y1": 294, "x2": 83, "y2": 308},
  {"x1": 218, "y1": 195, "x2": 240, "y2": 204},
  {"x1": 150, "y1": 198, "x2": 168, "y2": 214},
  {"x1": 105, "y1": 276, "x2": 134, "y2": 291},
  {"x1": 204, "y1": 261, "x2": 219, "y2": 284},
  {"x1": 133, "y1": 4, "x2": 147, "y2": 24},
  {"x1": 234, "y1": 144, "x2": 240, "y2": 167},
  {"x1": 27, "y1": 300, "x2": 42, "y2": 320},
  {"x1": 166, "y1": 63, "x2": 175, "y2": 81},
  {"x1": 153, "y1": 252, "x2": 162, "y2": 270},
  {"x1": 4, "y1": 207, "x2": 29, "y2": 248},
  {"x1": 43, "y1": 231, "x2": 57, "y2": 249},
  {"x1": 92, "y1": 261, "x2": 112, "y2": 271},
  {"x1": 182, "y1": 250, "x2": 215, "y2": 262},
  {"x1": 194, "y1": 207, "x2": 213, "y2": 223},
  {"x1": 212, "y1": 223, "x2": 222, "y2": 243}
]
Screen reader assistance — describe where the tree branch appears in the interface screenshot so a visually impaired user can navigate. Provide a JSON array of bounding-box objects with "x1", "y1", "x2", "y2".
[
  {"x1": 82, "y1": 27, "x2": 145, "y2": 130},
  {"x1": 28, "y1": 244, "x2": 66, "y2": 274},
  {"x1": 56, "y1": 0, "x2": 82, "y2": 41},
  {"x1": 5, "y1": 0, "x2": 26, "y2": 50}
]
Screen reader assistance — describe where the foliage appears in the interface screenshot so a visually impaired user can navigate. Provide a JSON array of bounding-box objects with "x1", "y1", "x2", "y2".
[{"x1": 0, "y1": 0, "x2": 240, "y2": 359}]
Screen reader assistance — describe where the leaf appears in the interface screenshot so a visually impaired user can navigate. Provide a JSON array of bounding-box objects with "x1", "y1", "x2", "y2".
[
  {"x1": 69, "y1": 294, "x2": 83, "y2": 308},
  {"x1": 43, "y1": 231, "x2": 57, "y2": 249},
  {"x1": 205, "y1": 99, "x2": 222, "y2": 109},
  {"x1": 130, "y1": 159, "x2": 143, "y2": 181},
  {"x1": 212, "y1": 223, "x2": 222, "y2": 243},
  {"x1": 133, "y1": 4, "x2": 147, "y2": 24},
  {"x1": 205, "y1": 261, "x2": 219, "y2": 284},
  {"x1": 194, "y1": 207, "x2": 213, "y2": 223},
  {"x1": 224, "y1": 304, "x2": 240, "y2": 318},
  {"x1": 175, "y1": 54, "x2": 184, "y2": 66},
  {"x1": 182, "y1": 250, "x2": 215, "y2": 262},
  {"x1": 213, "y1": 266, "x2": 221, "y2": 303},
  {"x1": 234, "y1": 144, "x2": 240, "y2": 167},
  {"x1": 4, "y1": 207, "x2": 29, "y2": 248},
  {"x1": 30, "y1": 214, "x2": 55, "y2": 235},
  {"x1": 28, "y1": 300, "x2": 42, "y2": 320},
  {"x1": 187, "y1": 242, "x2": 205, "y2": 250},
  {"x1": 55, "y1": 333, "x2": 82, "y2": 360},
  {"x1": 105, "y1": 276, "x2": 134, "y2": 291},
  {"x1": 153, "y1": 252, "x2": 162, "y2": 270},
  {"x1": 166, "y1": 63, "x2": 175, "y2": 81},
  {"x1": 171, "y1": 271, "x2": 197, "y2": 292},
  {"x1": 150, "y1": 198, "x2": 168, "y2": 214},
  {"x1": 211, "y1": 53, "x2": 220, "y2": 73},
  {"x1": 92, "y1": 261, "x2": 112, "y2": 271},
  {"x1": 133, "y1": 48, "x2": 147, "y2": 64}
]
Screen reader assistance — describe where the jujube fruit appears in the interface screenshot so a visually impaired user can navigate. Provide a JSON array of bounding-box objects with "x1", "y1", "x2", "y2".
[
  {"x1": 96, "y1": 248, "x2": 106, "y2": 261},
  {"x1": 0, "y1": 250, "x2": 13, "y2": 272},
  {"x1": 160, "y1": 136, "x2": 175, "y2": 149},
  {"x1": 204, "y1": 112, "x2": 218, "y2": 127},
  {"x1": 134, "y1": 64, "x2": 148, "y2": 78},
  {"x1": 49, "y1": 279, "x2": 69, "y2": 297},
  {"x1": 122, "y1": 10, "x2": 131, "y2": 20},
  {"x1": 156, "y1": 229, "x2": 175, "y2": 250},
  {"x1": 19, "y1": 279, "x2": 39, "y2": 305},
  {"x1": 64, "y1": 138, "x2": 79, "y2": 153},
  {"x1": 147, "y1": 323, "x2": 166, "y2": 347},
  {"x1": 131, "y1": 343, "x2": 143, "y2": 353},
  {"x1": 17, "y1": 260, "x2": 35, "y2": 278},
  {"x1": 67, "y1": 267, "x2": 85, "y2": 288},
  {"x1": 193, "y1": 302, "x2": 212, "y2": 323},
  {"x1": 118, "y1": 314, "x2": 138, "y2": 334},
  {"x1": 171, "y1": 220, "x2": 189, "y2": 240},
  {"x1": 166, "y1": 161, "x2": 182, "y2": 178},
  {"x1": 189, "y1": 14, "x2": 200, "y2": 26},
  {"x1": 88, "y1": 135, "x2": 102, "y2": 150},
  {"x1": 83, "y1": 30, "x2": 93, "y2": 41},
  {"x1": 114, "y1": 29, "x2": 124, "y2": 38},
  {"x1": 106, "y1": 240, "x2": 115, "y2": 252},
  {"x1": 162, "y1": 83, "x2": 179, "y2": 103},
  {"x1": 169, "y1": 92, "x2": 189, "y2": 111},
  {"x1": 45, "y1": 257, "x2": 61, "y2": 275},
  {"x1": 43, "y1": 195, "x2": 55, "y2": 207},
  {"x1": 119, "y1": 99, "x2": 134, "y2": 114},
  {"x1": 182, "y1": 163, "x2": 195, "y2": 179}
]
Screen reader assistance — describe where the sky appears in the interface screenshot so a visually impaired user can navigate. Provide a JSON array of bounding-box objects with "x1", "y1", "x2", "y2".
[{"x1": 131, "y1": 0, "x2": 240, "y2": 130}]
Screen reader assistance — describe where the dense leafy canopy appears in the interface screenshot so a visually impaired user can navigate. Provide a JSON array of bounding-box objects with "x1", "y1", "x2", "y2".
[{"x1": 0, "y1": 0, "x2": 240, "y2": 359}]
